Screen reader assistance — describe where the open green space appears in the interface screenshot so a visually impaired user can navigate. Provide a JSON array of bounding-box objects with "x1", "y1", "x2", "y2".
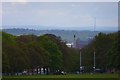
[{"x1": 2, "y1": 74, "x2": 119, "y2": 78}]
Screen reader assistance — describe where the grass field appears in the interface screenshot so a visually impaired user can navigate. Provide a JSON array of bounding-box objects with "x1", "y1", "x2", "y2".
[{"x1": 2, "y1": 74, "x2": 120, "y2": 80}]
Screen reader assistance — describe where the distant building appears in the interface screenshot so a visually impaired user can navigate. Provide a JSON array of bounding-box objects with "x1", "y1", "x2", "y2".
[
  {"x1": 66, "y1": 43, "x2": 72, "y2": 48},
  {"x1": 66, "y1": 35, "x2": 93, "y2": 48},
  {"x1": 72, "y1": 34, "x2": 76, "y2": 48}
]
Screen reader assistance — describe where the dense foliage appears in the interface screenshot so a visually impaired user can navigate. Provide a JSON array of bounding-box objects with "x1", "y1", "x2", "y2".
[
  {"x1": 2, "y1": 31, "x2": 119, "y2": 74},
  {"x1": 2, "y1": 32, "x2": 79, "y2": 74},
  {"x1": 82, "y1": 32, "x2": 119, "y2": 72}
]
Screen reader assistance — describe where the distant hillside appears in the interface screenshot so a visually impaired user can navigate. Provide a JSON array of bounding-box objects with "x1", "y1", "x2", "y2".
[{"x1": 3, "y1": 28, "x2": 114, "y2": 43}]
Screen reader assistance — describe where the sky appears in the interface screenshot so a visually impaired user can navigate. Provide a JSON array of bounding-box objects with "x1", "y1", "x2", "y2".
[{"x1": 1, "y1": 1, "x2": 118, "y2": 31}]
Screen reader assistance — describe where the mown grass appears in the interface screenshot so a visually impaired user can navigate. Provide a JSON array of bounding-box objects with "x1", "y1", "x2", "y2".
[{"x1": 2, "y1": 74, "x2": 120, "y2": 80}]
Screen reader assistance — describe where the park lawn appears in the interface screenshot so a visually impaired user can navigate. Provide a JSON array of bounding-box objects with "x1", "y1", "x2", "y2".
[{"x1": 2, "y1": 74, "x2": 119, "y2": 78}]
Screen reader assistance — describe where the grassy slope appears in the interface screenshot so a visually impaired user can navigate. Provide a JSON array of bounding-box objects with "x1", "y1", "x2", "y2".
[{"x1": 3, "y1": 74, "x2": 119, "y2": 78}]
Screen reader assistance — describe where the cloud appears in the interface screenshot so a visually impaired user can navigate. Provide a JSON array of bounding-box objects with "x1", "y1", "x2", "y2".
[
  {"x1": 2, "y1": 0, "x2": 27, "y2": 2},
  {"x1": 96, "y1": 18, "x2": 118, "y2": 27},
  {"x1": 2, "y1": 0, "x2": 27, "y2": 5},
  {"x1": 2, "y1": 2, "x2": 118, "y2": 30},
  {"x1": 33, "y1": 8, "x2": 94, "y2": 27}
]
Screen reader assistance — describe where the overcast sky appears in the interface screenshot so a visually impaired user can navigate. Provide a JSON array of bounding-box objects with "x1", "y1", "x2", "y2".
[{"x1": 2, "y1": 2, "x2": 118, "y2": 30}]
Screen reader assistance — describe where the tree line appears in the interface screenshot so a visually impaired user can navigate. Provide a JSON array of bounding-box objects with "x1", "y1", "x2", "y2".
[
  {"x1": 81, "y1": 32, "x2": 119, "y2": 73},
  {"x1": 2, "y1": 32, "x2": 79, "y2": 75},
  {"x1": 2, "y1": 31, "x2": 119, "y2": 75}
]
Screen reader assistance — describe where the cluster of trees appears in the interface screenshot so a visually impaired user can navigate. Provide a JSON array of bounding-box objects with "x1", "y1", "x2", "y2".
[
  {"x1": 2, "y1": 31, "x2": 119, "y2": 75},
  {"x1": 81, "y1": 32, "x2": 119, "y2": 72},
  {"x1": 2, "y1": 32, "x2": 79, "y2": 75}
]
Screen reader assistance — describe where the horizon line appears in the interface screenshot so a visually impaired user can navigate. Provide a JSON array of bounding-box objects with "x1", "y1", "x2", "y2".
[{"x1": 1, "y1": 28, "x2": 118, "y2": 32}]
